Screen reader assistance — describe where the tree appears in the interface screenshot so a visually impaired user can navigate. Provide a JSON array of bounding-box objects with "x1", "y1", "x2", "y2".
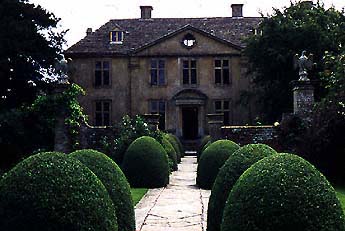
[
  {"x1": 244, "y1": 1, "x2": 345, "y2": 122},
  {"x1": 0, "y1": 0, "x2": 66, "y2": 110}
]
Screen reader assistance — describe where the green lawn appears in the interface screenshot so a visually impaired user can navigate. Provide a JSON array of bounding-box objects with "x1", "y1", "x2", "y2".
[
  {"x1": 131, "y1": 188, "x2": 148, "y2": 205},
  {"x1": 336, "y1": 188, "x2": 345, "y2": 213}
]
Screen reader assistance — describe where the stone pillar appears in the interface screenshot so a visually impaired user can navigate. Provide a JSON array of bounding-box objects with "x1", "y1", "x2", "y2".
[
  {"x1": 291, "y1": 80, "x2": 314, "y2": 119},
  {"x1": 142, "y1": 114, "x2": 160, "y2": 131},
  {"x1": 207, "y1": 113, "x2": 224, "y2": 140},
  {"x1": 53, "y1": 83, "x2": 71, "y2": 153}
]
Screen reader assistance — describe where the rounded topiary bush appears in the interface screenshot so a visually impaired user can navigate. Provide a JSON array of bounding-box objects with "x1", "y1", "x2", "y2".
[
  {"x1": 162, "y1": 137, "x2": 178, "y2": 171},
  {"x1": 171, "y1": 134, "x2": 184, "y2": 157},
  {"x1": 70, "y1": 149, "x2": 135, "y2": 231},
  {"x1": 196, "y1": 140, "x2": 239, "y2": 189},
  {"x1": 122, "y1": 136, "x2": 170, "y2": 188},
  {"x1": 221, "y1": 153, "x2": 345, "y2": 231},
  {"x1": 197, "y1": 135, "x2": 212, "y2": 161},
  {"x1": 207, "y1": 144, "x2": 277, "y2": 231},
  {"x1": 166, "y1": 134, "x2": 182, "y2": 162},
  {"x1": 0, "y1": 152, "x2": 118, "y2": 231}
]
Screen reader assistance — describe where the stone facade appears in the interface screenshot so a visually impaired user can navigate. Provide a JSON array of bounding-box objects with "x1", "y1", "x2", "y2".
[{"x1": 65, "y1": 5, "x2": 262, "y2": 140}]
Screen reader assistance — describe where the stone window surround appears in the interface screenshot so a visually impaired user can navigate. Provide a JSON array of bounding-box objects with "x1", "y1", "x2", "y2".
[
  {"x1": 94, "y1": 60, "x2": 112, "y2": 88},
  {"x1": 181, "y1": 58, "x2": 198, "y2": 86},
  {"x1": 94, "y1": 99, "x2": 112, "y2": 126},
  {"x1": 149, "y1": 58, "x2": 167, "y2": 86},
  {"x1": 214, "y1": 99, "x2": 231, "y2": 125},
  {"x1": 214, "y1": 58, "x2": 232, "y2": 86}
]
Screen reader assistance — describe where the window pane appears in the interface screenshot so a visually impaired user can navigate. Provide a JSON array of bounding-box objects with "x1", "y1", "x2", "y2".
[
  {"x1": 183, "y1": 69, "x2": 189, "y2": 84},
  {"x1": 158, "y1": 69, "x2": 165, "y2": 85},
  {"x1": 103, "y1": 71, "x2": 110, "y2": 85},
  {"x1": 215, "y1": 101, "x2": 222, "y2": 111},
  {"x1": 95, "y1": 62, "x2": 102, "y2": 70},
  {"x1": 150, "y1": 101, "x2": 158, "y2": 113},
  {"x1": 191, "y1": 60, "x2": 196, "y2": 68},
  {"x1": 215, "y1": 60, "x2": 221, "y2": 67},
  {"x1": 191, "y1": 69, "x2": 197, "y2": 84},
  {"x1": 159, "y1": 112, "x2": 165, "y2": 130},
  {"x1": 96, "y1": 102, "x2": 102, "y2": 111},
  {"x1": 103, "y1": 61, "x2": 109, "y2": 69},
  {"x1": 183, "y1": 60, "x2": 189, "y2": 69},
  {"x1": 103, "y1": 102, "x2": 110, "y2": 112},
  {"x1": 118, "y1": 32, "x2": 123, "y2": 41},
  {"x1": 215, "y1": 69, "x2": 221, "y2": 84},
  {"x1": 158, "y1": 60, "x2": 165, "y2": 69},
  {"x1": 223, "y1": 69, "x2": 230, "y2": 84},
  {"x1": 151, "y1": 69, "x2": 157, "y2": 85},
  {"x1": 95, "y1": 112, "x2": 102, "y2": 126},
  {"x1": 95, "y1": 71, "x2": 102, "y2": 86},
  {"x1": 223, "y1": 60, "x2": 229, "y2": 67},
  {"x1": 103, "y1": 113, "x2": 110, "y2": 126},
  {"x1": 159, "y1": 101, "x2": 165, "y2": 113},
  {"x1": 224, "y1": 111, "x2": 230, "y2": 125},
  {"x1": 224, "y1": 101, "x2": 229, "y2": 110},
  {"x1": 151, "y1": 59, "x2": 157, "y2": 69}
]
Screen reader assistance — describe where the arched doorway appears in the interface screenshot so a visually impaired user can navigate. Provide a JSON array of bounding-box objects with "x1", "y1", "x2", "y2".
[{"x1": 172, "y1": 89, "x2": 207, "y2": 140}]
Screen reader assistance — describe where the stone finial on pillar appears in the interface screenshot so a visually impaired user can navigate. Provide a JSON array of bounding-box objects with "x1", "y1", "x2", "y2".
[{"x1": 207, "y1": 113, "x2": 224, "y2": 140}]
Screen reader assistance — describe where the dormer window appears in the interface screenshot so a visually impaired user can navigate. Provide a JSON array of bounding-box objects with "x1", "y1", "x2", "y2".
[
  {"x1": 110, "y1": 31, "x2": 124, "y2": 44},
  {"x1": 182, "y1": 33, "x2": 196, "y2": 48}
]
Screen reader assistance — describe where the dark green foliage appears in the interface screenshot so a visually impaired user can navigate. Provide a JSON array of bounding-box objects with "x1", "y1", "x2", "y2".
[
  {"x1": 221, "y1": 154, "x2": 345, "y2": 231},
  {"x1": 0, "y1": 0, "x2": 66, "y2": 109},
  {"x1": 0, "y1": 152, "x2": 118, "y2": 231},
  {"x1": 171, "y1": 134, "x2": 184, "y2": 157},
  {"x1": 207, "y1": 144, "x2": 277, "y2": 231},
  {"x1": 106, "y1": 115, "x2": 162, "y2": 165},
  {"x1": 165, "y1": 134, "x2": 182, "y2": 162},
  {"x1": 122, "y1": 136, "x2": 169, "y2": 188},
  {"x1": 70, "y1": 149, "x2": 135, "y2": 231},
  {"x1": 0, "y1": 84, "x2": 85, "y2": 170},
  {"x1": 197, "y1": 135, "x2": 212, "y2": 161},
  {"x1": 198, "y1": 140, "x2": 212, "y2": 161},
  {"x1": 162, "y1": 137, "x2": 178, "y2": 171},
  {"x1": 244, "y1": 1, "x2": 345, "y2": 122},
  {"x1": 196, "y1": 140, "x2": 239, "y2": 189}
]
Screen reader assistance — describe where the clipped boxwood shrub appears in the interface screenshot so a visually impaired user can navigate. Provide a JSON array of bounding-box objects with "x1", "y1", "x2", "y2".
[
  {"x1": 70, "y1": 149, "x2": 135, "y2": 231},
  {"x1": 197, "y1": 135, "x2": 212, "y2": 161},
  {"x1": 171, "y1": 134, "x2": 184, "y2": 157},
  {"x1": 207, "y1": 144, "x2": 277, "y2": 231},
  {"x1": 196, "y1": 140, "x2": 239, "y2": 189},
  {"x1": 165, "y1": 134, "x2": 182, "y2": 162},
  {"x1": 0, "y1": 152, "x2": 118, "y2": 231},
  {"x1": 221, "y1": 154, "x2": 345, "y2": 231},
  {"x1": 122, "y1": 136, "x2": 169, "y2": 188},
  {"x1": 162, "y1": 137, "x2": 178, "y2": 171}
]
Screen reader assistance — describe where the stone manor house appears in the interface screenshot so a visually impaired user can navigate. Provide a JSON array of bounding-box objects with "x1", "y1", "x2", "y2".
[{"x1": 65, "y1": 4, "x2": 262, "y2": 140}]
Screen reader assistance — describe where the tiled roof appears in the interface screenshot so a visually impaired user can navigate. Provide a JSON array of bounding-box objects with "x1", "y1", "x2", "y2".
[{"x1": 65, "y1": 17, "x2": 262, "y2": 56}]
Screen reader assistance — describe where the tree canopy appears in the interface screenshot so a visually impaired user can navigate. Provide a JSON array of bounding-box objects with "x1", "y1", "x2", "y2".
[
  {"x1": 244, "y1": 1, "x2": 345, "y2": 122},
  {"x1": 0, "y1": 0, "x2": 66, "y2": 110}
]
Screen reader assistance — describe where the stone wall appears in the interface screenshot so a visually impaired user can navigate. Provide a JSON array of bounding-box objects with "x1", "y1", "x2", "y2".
[{"x1": 221, "y1": 125, "x2": 281, "y2": 150}]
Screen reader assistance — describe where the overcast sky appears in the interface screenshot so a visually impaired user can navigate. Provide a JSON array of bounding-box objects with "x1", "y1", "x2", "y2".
[{"x1": 29, "y1": 0, "x2": 344, "y2": 48}]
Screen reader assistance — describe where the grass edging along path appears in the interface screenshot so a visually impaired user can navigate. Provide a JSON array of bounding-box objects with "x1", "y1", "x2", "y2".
[{"x1": 131, "y1": 188, "x2": 148, "y2": 205}]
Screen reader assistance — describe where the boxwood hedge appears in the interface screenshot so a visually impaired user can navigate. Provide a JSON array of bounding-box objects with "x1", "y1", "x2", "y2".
[
  {"x1": 207, "y1": 144, "x2": 277, "y2": 231},
  {"x1": 122, "y1": 136, "x2": 170, "y2": 188},
  {"x1": 221, "y1": 154, "x2": 345, "y2": 231},
  {"x1": 0, "y1": 152, "x2": 118, "y2": 231},
  {"x1": 70, "y1": 149, "x2": 135, "y2": 231},
  {"x1": 196, "y1": 140, "x2": 239, "y2": 189}
]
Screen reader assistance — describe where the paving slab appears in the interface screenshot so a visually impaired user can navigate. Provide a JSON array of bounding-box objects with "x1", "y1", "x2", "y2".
[{"x1": 135, "y1": 156, "x2": 211, "y2": 231}]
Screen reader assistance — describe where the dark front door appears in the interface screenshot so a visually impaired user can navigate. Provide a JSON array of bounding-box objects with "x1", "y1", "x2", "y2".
[{"x1": 182, "y1": 107, "x2": 198, "y2": 139}]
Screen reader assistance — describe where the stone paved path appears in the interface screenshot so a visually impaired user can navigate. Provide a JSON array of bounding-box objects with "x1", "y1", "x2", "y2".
[{"x1": 135, "y1": 156, "x2": 211, "y2": 231}]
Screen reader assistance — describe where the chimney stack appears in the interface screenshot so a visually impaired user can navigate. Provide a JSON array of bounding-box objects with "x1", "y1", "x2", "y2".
[
  {"x1": 86, "y1": 28, "x2": 92, "y2": 36},
  {"x1": 140, "y1": 6, "x2": 153, "y2": 19},
  {"x1": 231, "y1": 4, "x2": 243, "y2": 18}
]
